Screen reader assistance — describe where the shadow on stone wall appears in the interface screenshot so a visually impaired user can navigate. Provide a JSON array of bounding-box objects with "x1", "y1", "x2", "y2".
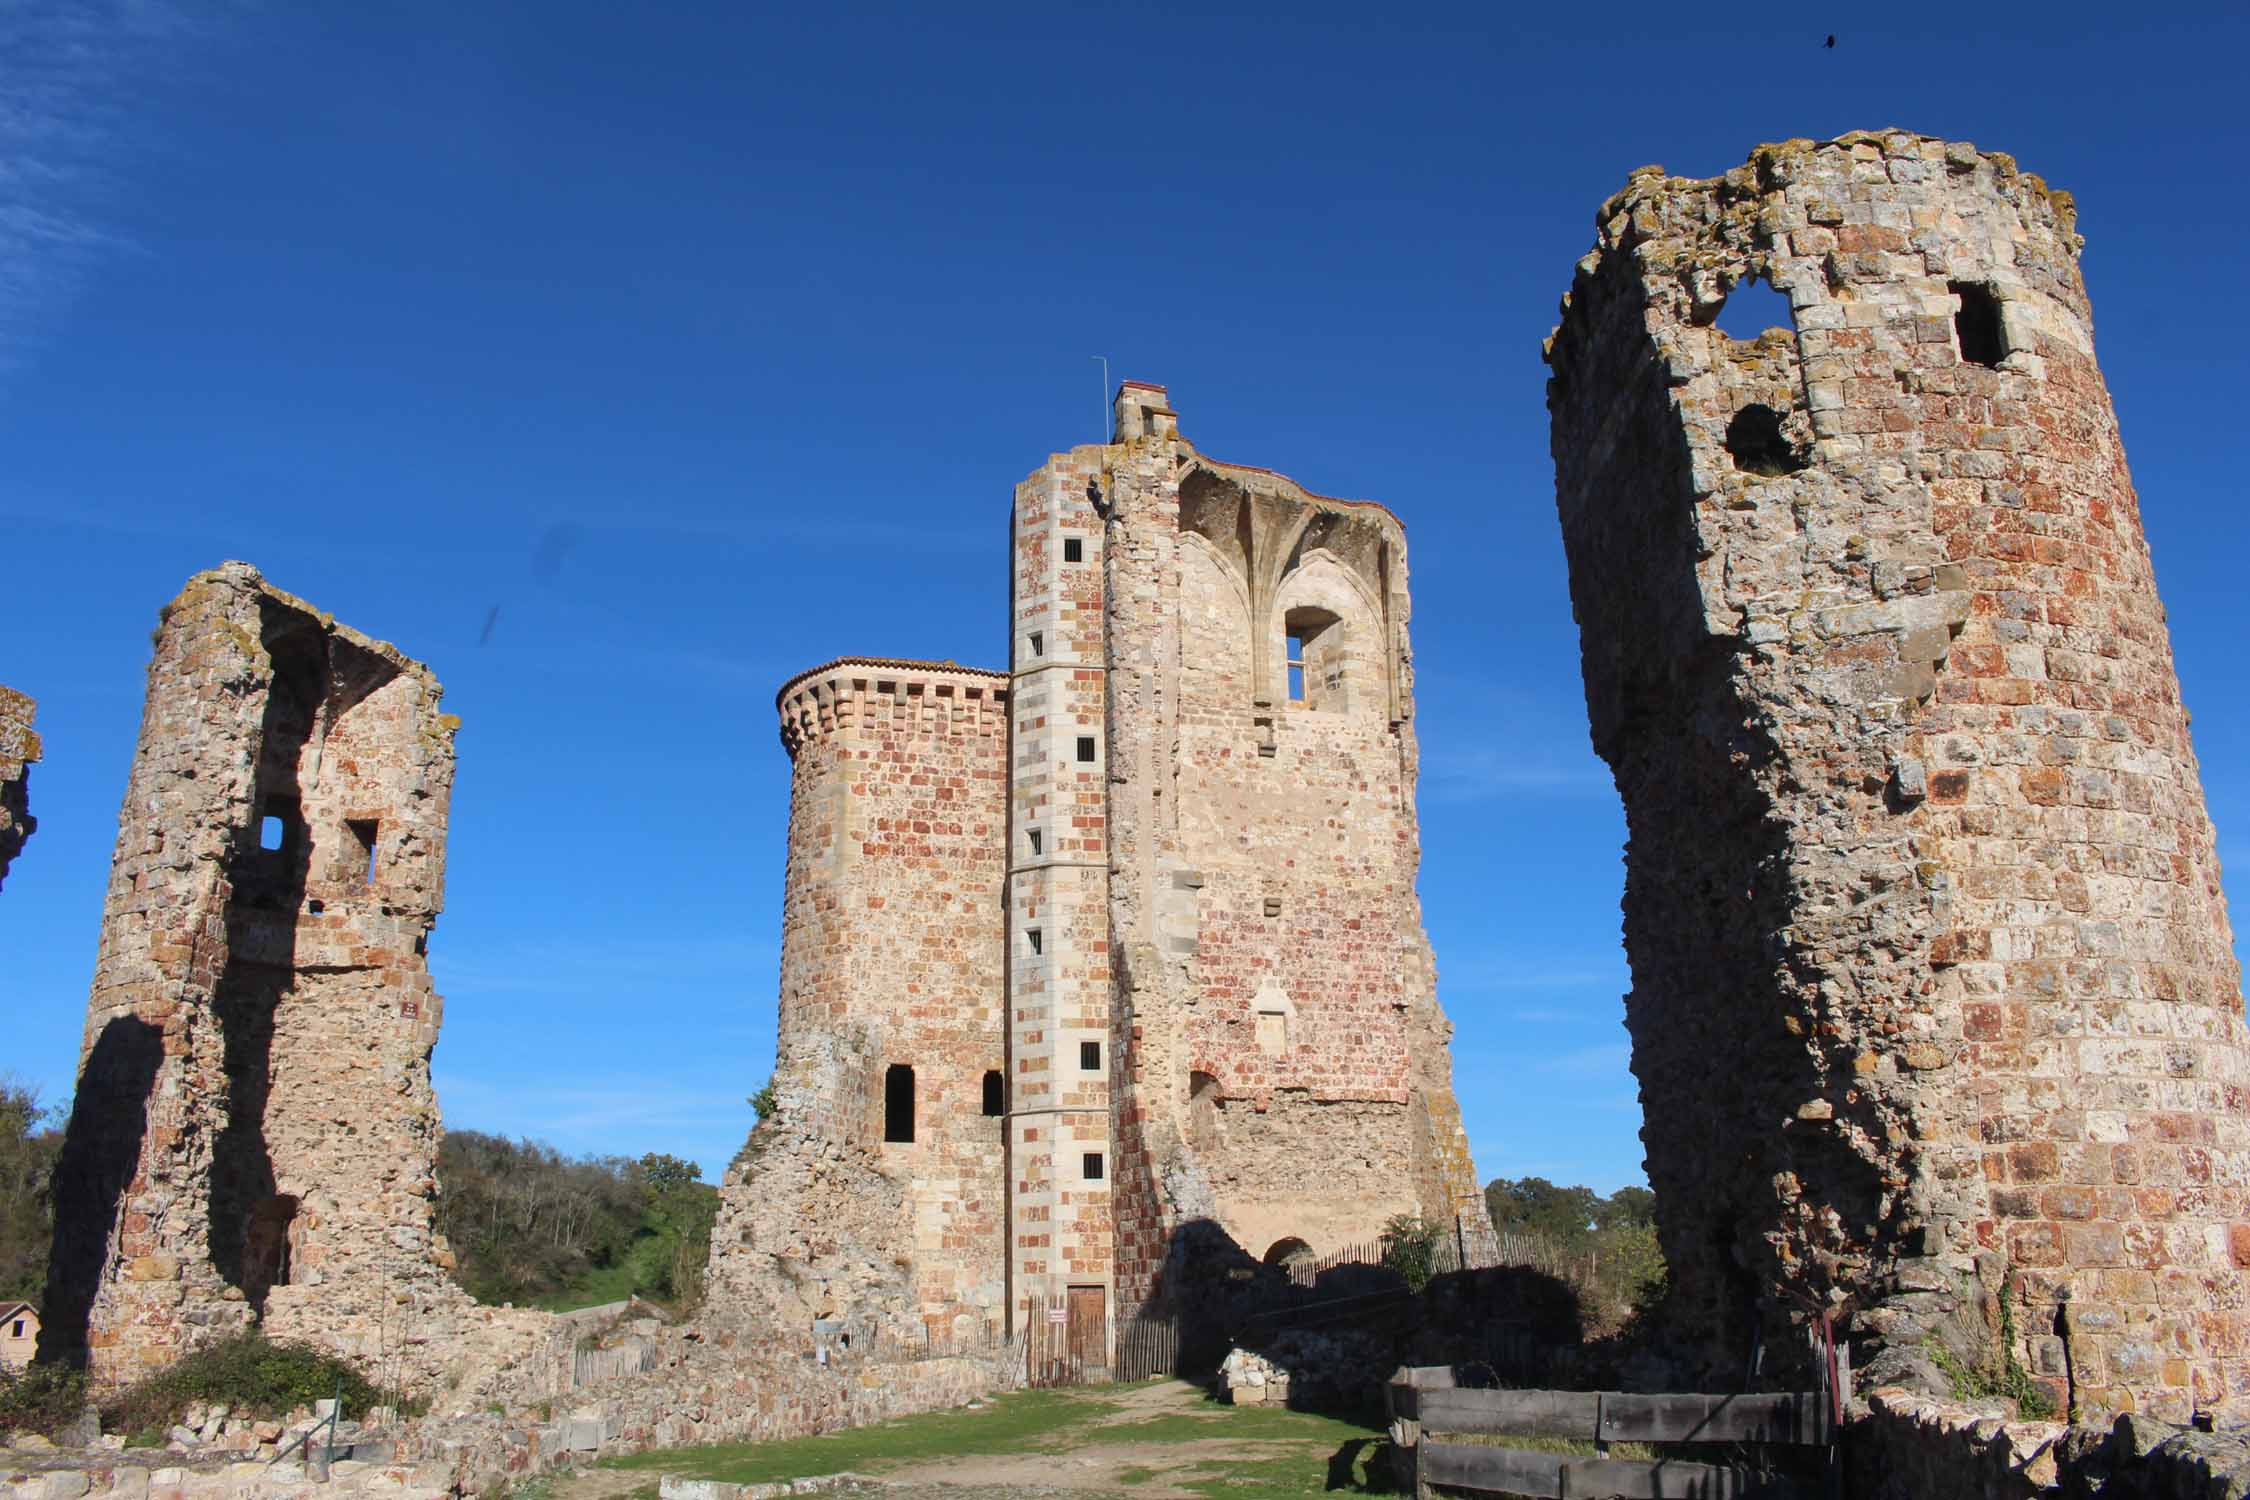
[
  {"x1": 1147, "y1": 1217, "x2": 1587, "y2": 1416},
  {"x1": 39, "y1": 1015, "x2": 164, "y2": 1366}
]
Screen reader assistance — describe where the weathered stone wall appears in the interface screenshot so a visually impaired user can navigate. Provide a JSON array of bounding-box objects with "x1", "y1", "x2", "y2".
[
  {"x1": 0, "y1": 686, "x2": 37, "y2": 891},
  {"x1": 1547, "y1": 132, "x2": 2248, "y2": 1420},
  {"x1": 1016, "y1": 384, "x2": 1490, "y2": 1320},
  {"x1": 706, "y1": 661, "x2": 1009, "y2": 1346},
  {"x1": 39, "y1": 563, "x2": 528, "y2": 1391}
]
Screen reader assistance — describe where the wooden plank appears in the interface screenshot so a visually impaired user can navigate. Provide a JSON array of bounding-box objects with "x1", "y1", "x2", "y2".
[
  {"x1": 1419, "y1": 1387, "x2": 1601, "y2": 1439},
  {"x1": 1596, "y1": 1393, "x2": 1822, "y2": 1446},
  {"x1": 1564, "y1": 1456, "x2": 1759, "y2": 1498},
  {"x1": 1419, "y1": 1441, "x2": 1564, "y2": 1499},
  {"x1": 1389, "y1": 1383, "x2": 1419, "y2": 1421}
]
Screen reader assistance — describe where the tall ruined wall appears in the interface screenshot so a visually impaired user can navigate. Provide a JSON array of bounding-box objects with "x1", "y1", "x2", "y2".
[
  {"x1": 41, "y1": 563, "x2": 491, "y2": 1388},
  {"x1": 1547, "y1": 132, "x2": 2247, "y2": 1422},
  {"x1": 706, "y1": 660, "x2": 1009, "y2": 1345},
  {"x1": 1012, "y1": 384, "x2": 1489, "y2": 1321},
  {"x1": 0, "y1": 686, "x2": 37, "y2": 890}
]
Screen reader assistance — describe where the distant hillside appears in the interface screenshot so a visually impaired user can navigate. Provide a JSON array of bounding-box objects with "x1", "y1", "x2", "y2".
[{"x1": 434, "y1": 1131, "x2": 719, "y2": 1313}]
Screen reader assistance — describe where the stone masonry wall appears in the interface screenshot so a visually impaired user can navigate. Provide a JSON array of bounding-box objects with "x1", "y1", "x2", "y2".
[
  {"x1": 39, "y1": 563, "x2": 538, "y2": 1393},
  {"x1": 1020, "y1": 384, "x2": 1490, "y2": 1315},
  {"x1": 1547, "y1": 133, "x2": 2247, "y2": 1420},
  {"x1": 0, "y1": 686, "x2": 37, "y2": 891},
  {"x1": 707, "y1": 661, "x2": 1009, "y2": 1347}
]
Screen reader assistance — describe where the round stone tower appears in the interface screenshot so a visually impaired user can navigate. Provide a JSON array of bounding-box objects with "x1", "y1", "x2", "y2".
[
  {"x1": 1547, "y1": 132, "x2": 2246, "y2": 1421},
  {"x1": 705, "y1": 658, "x2": 1010, "y2": 1344}
]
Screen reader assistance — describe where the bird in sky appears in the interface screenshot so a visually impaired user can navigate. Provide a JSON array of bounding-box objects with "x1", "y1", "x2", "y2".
[{"x1": 1825, "y1": 34, "x2": 1837, "y2": 47}]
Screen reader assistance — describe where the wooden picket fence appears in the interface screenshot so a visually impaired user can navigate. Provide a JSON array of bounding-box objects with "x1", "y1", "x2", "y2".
[{"x1": 1020, "y1": 1294, "x2": 1183, "y2": 1386}]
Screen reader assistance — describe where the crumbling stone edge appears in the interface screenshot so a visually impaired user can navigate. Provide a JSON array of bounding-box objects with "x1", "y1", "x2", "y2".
[{"x1": 1848, "y1": 1386, "x2": 2250, "y2": 1497}]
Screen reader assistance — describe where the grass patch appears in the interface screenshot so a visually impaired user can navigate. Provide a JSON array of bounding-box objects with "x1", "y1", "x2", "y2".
[
  {"x1": 1172, "y1": 1441, "x2": 1399, "y2": 1498},
  {"x1": 599, "y1": 1386, "x2": 1125, "y2": 1483}
]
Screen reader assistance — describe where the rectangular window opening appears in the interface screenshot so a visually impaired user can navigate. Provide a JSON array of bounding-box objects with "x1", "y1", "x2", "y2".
[
  {"x1": 346, "y1": 818, "x2": 379, "y2": 886},
  {"x1": 1951, "y1": 281, "x2": 2007, "y2": 368},
  {"x1": 1027, "y1": 927, "x2": 1043, "y2": 956},
  {"x1": 1286, "y1": 629, "x2": 1307, "y2": 703},
  {"x1": 1079, "y1": 1040, "x2": 1101, "y2": 1070},
  {"x1": 1062, "y1": 537, "x2": 1083, "y2": 563},
  {"x1": 1082, "y1": 1152, "x2": 1104, "y2": 1181},
  {"x1": 982, "y1": 1070, "x2": 1005, "y2": 1117},
  {"x1": 1027, "y1": 828, "x2": 1043, "y2": 856},
  {"x1": 1075, "y1": 736, "x2": 1096, "y2": 763},
  {"x1": 884, "y1": 1064, "x2": 915, "y2": 1143},
  {"x1": 1028, "y1": 631, "x2": 1044, "y2": 658}
]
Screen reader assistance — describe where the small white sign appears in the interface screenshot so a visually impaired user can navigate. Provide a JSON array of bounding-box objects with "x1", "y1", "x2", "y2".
[{"x1": 1048, "y1": 1308, "x2": 1068, "y2": 1324}]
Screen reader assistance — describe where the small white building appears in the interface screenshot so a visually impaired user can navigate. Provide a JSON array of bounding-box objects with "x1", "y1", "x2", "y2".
[{"x1": 0, "y1": 1301, "x2": 37, "y2": 1367}]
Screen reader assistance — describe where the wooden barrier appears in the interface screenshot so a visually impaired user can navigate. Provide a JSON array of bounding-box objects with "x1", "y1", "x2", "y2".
[{"x1": 1386, "y1": 1359, "x2": 1845, "y2": 1500}]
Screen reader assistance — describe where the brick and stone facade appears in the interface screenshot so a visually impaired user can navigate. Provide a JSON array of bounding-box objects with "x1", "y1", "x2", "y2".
[
  {"x1": 705, "y1": 660, "x2": 1011, "y2": 1345},
  {"x1": 1547, "y1": 132, "x2": 2248, "y2": 1422},
  {"x1": 718, "y1": 387, "x2": 1490, "y2": 1355},
  {"x1": 0, "y1": 685, "x2": 36, "y2": 890},
  {"x1": 40, "y1": 564, "x2": 533, "y2": 1389}
]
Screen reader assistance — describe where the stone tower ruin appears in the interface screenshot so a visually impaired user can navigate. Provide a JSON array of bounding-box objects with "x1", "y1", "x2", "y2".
[
  {"x1": 711, "y1": 386, "x2": 1489, "y2": 1353},
  {"x1": 0, "y1": 685, "x2": 36, "y2": 890},
  {"x1": 44, "y1": 563, "x2": 476, "y2": 1385},
  {"x1": 1547, "y1": 132, "x2": 2247, "y2": 1422}
]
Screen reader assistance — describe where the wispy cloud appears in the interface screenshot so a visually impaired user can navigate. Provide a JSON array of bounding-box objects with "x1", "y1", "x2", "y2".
[
  {"x1": 0, "y1": 0, "x2": 191, "y2": 374},
  {"x1": 1536, "y1": 1043, "x2": 1632, "y2": 1080},
  {"x1": 430, "y1": 932, "x2": 779, "y2": 999},
  {"x1": 1421, "y1": 746, "x2": 1611, "y2": 803}
]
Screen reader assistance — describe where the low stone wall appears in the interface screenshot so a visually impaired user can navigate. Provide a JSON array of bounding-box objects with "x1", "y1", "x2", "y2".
[
  {"x1": 1847, "y1": 1385, "x2": 2250, "y2": 1498},
  {"x1": 4, "y1": 1328, "x2": 1021, "y2": 1500}
]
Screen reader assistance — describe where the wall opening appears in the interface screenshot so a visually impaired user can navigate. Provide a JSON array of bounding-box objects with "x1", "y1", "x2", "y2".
[
  {"x1": 1080, "y1": 1039, "x2": 1101, "y2": 1070},
  {"x1": 242, "y1": 1193, "x2": 299, "y2": 1311},
  {"x1": 1263, "y1": 1236, "x2": 1315, "y2": 1272},
  {"x1": 1062, "y1": 537, "x2": 1083, "y2": 563},
  {"x1": 1028, "y1": 632, "x2": 1044, "y2": 658},
  {"x1": 982, "y1": 1070, "x2": 1004, "y2": 1116},
  {"x1": 259, "y1": 815, "x2": 286, "y2": 851},
  {"x1": 1282, "y1": 607, "x2": 1345, "y2": 711},
  {"x1": 1188, "y1": 1071, "x2": 1221, "y2": 1153},
  {"x1": 1076, "y1": 736, "x2": 1096, "y2": 762},
  {"x1": 1027, "y1": 927, "x2": 1042, "y2": 956},
  {"x1": 1724, "y1": 404, "x2": 1805, "y2": 477},
  {"x1": 1081, "y1": 1152, "x2": 1104, "y2": 1181},
  {"x1": 883, "y1": 1064, "x2": 915, "y2": 1143},
  {"x1": 1952, "y1": 282, "x2": 2006, "y2": 368},
  {"x1": 346, "y1": 819, "x2": 378, "y2": 886},
  {"x1": 1027, "y1": 828, "x2": 1042, "y2": 857},
  {"x1": 1712, "y1": 276, "x2": 1796, "y2": 342}
]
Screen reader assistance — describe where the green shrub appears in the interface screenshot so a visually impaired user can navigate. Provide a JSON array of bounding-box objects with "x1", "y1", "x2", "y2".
[
  {"x1": 1380, "y1": 1213, "x2": 1442, "y2": 1292},
  {"x1": 1926, "y1": 1278, "x2": 2059, "y2": 1421},
  {"x1": 0, "y1": 1361, "x2": 88, "y2": 1437},
  {"x1": 99, "y1": 1333, "x2": 385, "y2": 1436}
]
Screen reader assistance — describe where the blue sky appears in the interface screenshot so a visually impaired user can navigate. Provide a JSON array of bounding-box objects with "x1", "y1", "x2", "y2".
[{"x1": 5, "y1": 2, "x2": 2248, "y2": 1195}]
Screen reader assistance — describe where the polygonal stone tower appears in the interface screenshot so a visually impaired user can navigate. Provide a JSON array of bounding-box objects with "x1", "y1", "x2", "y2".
[
  {"x1": 1547, "y1": 132, "x2": 2247, "y2": 1421},
  {"x1": 44, "y1": 563, "x2": 474, "y2": 1385}
]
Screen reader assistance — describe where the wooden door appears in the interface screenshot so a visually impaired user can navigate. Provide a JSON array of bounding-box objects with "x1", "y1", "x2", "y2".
[{"x1": 1067, "y1": 1285, "x2": 1107, "y2": 1374}]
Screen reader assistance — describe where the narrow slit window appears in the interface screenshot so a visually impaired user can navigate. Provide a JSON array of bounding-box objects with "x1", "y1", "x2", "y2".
[
  {"x1": 884, "y1": 1064, "x2": 915, "y2": 1143},
  {"x1": 1082, "y1": 1152, "x2": 1104, "y2": 1181},
  {"x1": 1027, "y1": 927, "x2": 1043, "y2": 956},
  {"x1": 1080, "y1": 1040, "x2": 1101, "y2": 1070},
  {"x1": 260, "y1": 815, "x2": 286, "y2": 851},
  {"x1": 982, "y1": 1070, "x2": 1004, "y2": 1117},
  {"x1": 1062, "y1": 537, "x2": 1083, "y2": 563},
  {"x1": 1951, "y1": 282, "x2": 2006, "y2": 368},
  {"x1": 1075, "y1": 736, "x2": 1096, "y2": 763},
  {"x1": 1028, "y1": 632, "x2": 1044, "y2": 658},
  {"x1": 1027, "y1": 828, "x2": 1042, "y2": 856},
  {"x1": 346, "y1": 819, "x2": 379, "y2": 886},
  {"x1": 1286, "y1": 630, "x2": 1307, "y2": 703}
]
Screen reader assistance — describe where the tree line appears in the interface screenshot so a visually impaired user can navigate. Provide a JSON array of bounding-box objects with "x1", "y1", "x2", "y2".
[
  {"x1": 0, "y1": 1082, "x2": 716, "y2": 1317},
  {"x1": 1483, "y1": 1173, "x2": 1666, "y2": 1321}
]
